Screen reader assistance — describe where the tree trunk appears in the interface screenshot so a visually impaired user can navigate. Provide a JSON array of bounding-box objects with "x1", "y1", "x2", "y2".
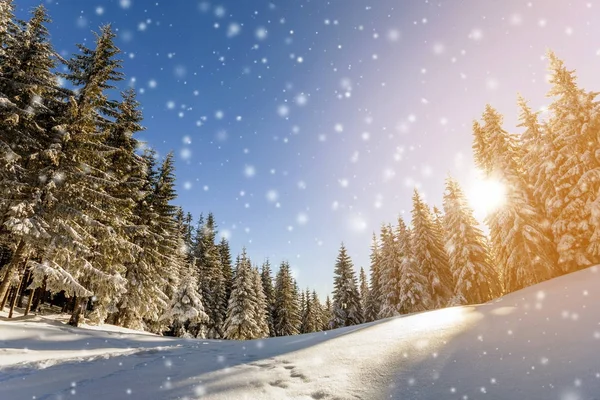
[
  {"x1": 24, "y1": 287, "x2": 35, "y2": 316},
  {"x1": 31, "y1": 277, "x2": 46, "y2": 312},
  {"x1": 8, "y1": 272, "x2": 23, "y2": 318},
  {"x1": 0, "y1": 239, "x2": 26, "y2": 310},
  {"x1": 68, "y1": 296, "x2": 86, "y2": 327},
  {"x1": 0, "y1": 285, "x2": 11, "y2": 310}
]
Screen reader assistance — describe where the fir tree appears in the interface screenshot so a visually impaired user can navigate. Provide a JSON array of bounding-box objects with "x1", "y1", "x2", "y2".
[
  {"x1": 358, "y1": 266, "x2": 369, "y2": 317},
  {"x1": 251, "y1": 266, "x2": 269, "y2": 338},
  {"x1": 223, "y1": 250, "x2": 260, "y2": 340},
  {"x1": 545, "y1": 52, "x2": 600, "y2": 272},
  {"x1": 160, "y1": 266, "x2": 208, "y2": 338},
  {"x1": 218, "y1": 237, "x2": 234, "y2": 306},
  {"x1": 331, "y1": 244, "x2": 363, "y2": 328},
  {"x1": 273, "y1": 261, "x2": 300, "y2": 336},
  {"x1": 364, "y1": 233, "x2": 382, "y2": 322},
  {"x1": 322, "y1": 295, "x2": 333, "y2": 331},
  {"x1": 378, "y1": 224, "x2": 402, "y2": 318},
  {"x1": 411, "y1": 190, "x2": 453, "y2": 309},
  {"x1": 260, "y1": 260, "x2": 276, "y2": 337},
  {"x1": 474, "y1": 105, "x2": 558, "y2": 292},
  {"x1": 443, "y1": 177, "x2": 500, "y2": 305},
  {"x1": 397, "y1": 220, "x2": 429, "y2": 313}
]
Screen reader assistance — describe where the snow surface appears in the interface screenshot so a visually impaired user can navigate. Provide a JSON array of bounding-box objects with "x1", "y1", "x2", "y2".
[{"x1": 2, "y1": 267, "x2": 600, "y2": 399}]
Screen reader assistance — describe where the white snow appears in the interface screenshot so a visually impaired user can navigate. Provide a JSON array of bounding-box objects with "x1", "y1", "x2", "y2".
[{"x1": 2, "y1": 266, "x2": 600, "y2": 399}]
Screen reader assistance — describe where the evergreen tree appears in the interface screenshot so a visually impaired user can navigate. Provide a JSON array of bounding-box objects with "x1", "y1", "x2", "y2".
[
  {"x1": 474, "y1": 105, "x2": 558, "y2": 292},
  {"x1": 378, "y1": 224, "x2": 402, "y2": 318},
  {"x1": 273, "y1": 261, "x2": 300, "y2": 336},
  {"x1": 364, "y1": 233, "x2": 382, "y2": 322},
  {"x1": 358, "y1": 266, "x2": 369, "y2": 317},
  {"x1": 218, "y1": 237, "x2": 234, "y2": 306},
  {"x1": 322, "y1": 295, "x2": 333, "y2": 330},
  {"x1": 397, "y1": 221, "x2": 429, "y2": 313},
  {"x1": 223, "y1": 250, "x2": 260, "y2": 340},
  {"x1": 331, "y1": 244, "x2": 363, "y2": 328},
  {"x1": 443, "y1": 177, "x2": 500, "y2": 305},
  {"x1": 301, "y1": 288, "x2": 321, "y2": 333},
  {"x1": 260, "y1": 260, "x2": 276, "y2": 337},
  {"x1": 545, "y1": 52, "x2": 600, "y2": 272},
  {"x1": 160, "y1": 266, "x2": 208, "y2": 338},
  {"x1": 195, "y1": 213, "x2": 226, "y2": 338},
  {"x1": 411, "y1": 190, "x2": 453, "y2": 309},
  {"x1": 251, "y1": 266, "x2": 269, "y2": 338}
]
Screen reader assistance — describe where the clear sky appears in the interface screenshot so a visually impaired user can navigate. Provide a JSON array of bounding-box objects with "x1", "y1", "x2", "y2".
[{"x1": 15, "y1": 0, "x2": 600, "y2": 297}]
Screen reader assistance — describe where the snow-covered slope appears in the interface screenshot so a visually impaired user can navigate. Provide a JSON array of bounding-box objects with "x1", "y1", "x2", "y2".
[{"x1": 2, "y1": 266, "x2": 600, "y2": 400}]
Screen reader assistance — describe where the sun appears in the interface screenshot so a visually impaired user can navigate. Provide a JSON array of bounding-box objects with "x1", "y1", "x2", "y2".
[{"x1": 467, "y1": 175, "x2": 507, "y2": 218}]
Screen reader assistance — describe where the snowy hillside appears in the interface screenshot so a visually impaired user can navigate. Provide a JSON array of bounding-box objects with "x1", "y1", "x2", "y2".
[{"x1": 2, "y1": 266, "x2": 599, "y2": 400}]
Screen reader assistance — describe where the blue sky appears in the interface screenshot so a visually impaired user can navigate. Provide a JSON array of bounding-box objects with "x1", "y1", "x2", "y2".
[{"x1": 15, "y1": 0, "x2": 600, "y2": 297}]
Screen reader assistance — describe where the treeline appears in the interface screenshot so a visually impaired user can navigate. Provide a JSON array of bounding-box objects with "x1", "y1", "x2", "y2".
[
  {"x1": 332, "y1": 50, "x2": 600, "y2": 327},
  {"x1": 0, "y1": 2, "x2": 336, "y2": 339}
]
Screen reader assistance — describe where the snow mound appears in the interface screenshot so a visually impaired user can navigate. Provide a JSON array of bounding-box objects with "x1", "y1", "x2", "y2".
[{"x1": 1, "y1": 266, "x2": 600, "y2": 399}]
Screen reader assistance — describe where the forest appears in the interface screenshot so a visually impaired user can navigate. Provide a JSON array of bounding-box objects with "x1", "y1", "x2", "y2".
[{"x1": 2, "y1": 1, "x2": 599, "y2": 341}]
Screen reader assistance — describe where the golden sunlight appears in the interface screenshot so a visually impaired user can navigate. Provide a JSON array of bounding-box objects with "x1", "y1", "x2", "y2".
[{"x1": 467, "y1": 176, "x2": 506, "y2": 217}]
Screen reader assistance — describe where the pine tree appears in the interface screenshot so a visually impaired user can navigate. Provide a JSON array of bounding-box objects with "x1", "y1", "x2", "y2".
[
  {"x1": 194, "y1": 213, "x2": 226, "y2": 338},
  {"x1": 443, "y1": 177, "x2": 500, "y2": 305},
  {"x1": 545, "y1": 52, "x2": 600, "y2": 272},
  {"x1": 331, "y1": 244, "x2": 363, "y2": 328},
  {"x1": 218, "y1": 237, "x2": 234, "y2": 306},
  {"x1": 301, "y1": 288, "x2": 321, "y2": 333},
  {"x1": 411, "y1": 190, "x2": 453, "y2": 309},
  {"x1": 474, "y1": 105, "x2": 558, "y2": 292},
  {"x1": 260, "y1": 260, "x2": 276, "y2": 337},
  {"x1": 251, "y1": 266, "x2": 269, "y2": 338},
  {"x1": 223, "y1": 249, "x2": 260, "y2": 340},
  {"x1": 364, "y1": 233, "x2": 382, "y2": 322},
  {"x1": 273, "y1": 261, "x2": 300, "y2": 336},
  {"x1": 358, "y1": 266, "x2": 369, "y2": 317},
  {"x1": 397, "y1": 220, "x2": 429, "y2": 313},
  {"x1": 322, "y1": 295, "x2": 333, "y2": 331},
  {"x1": 160, "y1": 266, "x2": 208, "y2": 338},
  {"x1": 378, "y1": 223, "x2": 404, "y2": 318}
]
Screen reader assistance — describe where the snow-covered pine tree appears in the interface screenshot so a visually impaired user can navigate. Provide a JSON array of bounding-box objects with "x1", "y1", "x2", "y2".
[
  {"x1": 273, "y1": 261, "x2": 300, "y2": 336},
  {"x1": 358, "y1": 266, "x2": 369, "y2": 318},
  {"x1": 443, "y1": 177, "x2": 500, "y2": 305},
  {"x1": 113, "y1": 150, "x2": 168, "y2": 329},
  {"x1": 411, "y1": 190, "x2": 453, "y2": 310},
  {"x1": 331, "y1": 244, "x2": 363, "y2": 328},
  {"x1": 299, "y1": 289, "x2": 306, "y2": 324},
  {"x1": 0, "y1": 5, "x2": 63, "y2": 306},
  {"x1": 517, "y1": 95, "x2": 557, "y2": 217},
  {"x1": 378, "y1": 224, "x2": 403, "y2": 318},
  {"x1": 322, "y1": 295, "x2": 333, "y2": 330},
  {"x1": 364, "y1": 233, "x2": 382, "y2": 322},
  {"x1": 251, "y1": 266, "x2": 269, "y2": 338},
  {"x1": 309, "y1": 290, "x2": 323, "y2": 333},
  {"x1": 397, "y1": 220, "x2": 429, "y2": 313},
  {"x1": 160, "y1": 265, "x2": 208, "y2": 338},
  {"x1": 545, "y1": 52, "x2": 600, "y2": 273},
  {"x1": 218, "y1": 237, "x2": 234, "y2": 307},
  {"x1": 474, "y1": 105, "x2": 558, "y2": 292},
  {"x1": 194, "y1": 213, "x2": 226, "y2": 338},
  {"x1": 223, "y1": 249, "x2": 260, "y2": 340},
  {"x1": 260, "y1": 260, "x2": 276, "y2": 337}
]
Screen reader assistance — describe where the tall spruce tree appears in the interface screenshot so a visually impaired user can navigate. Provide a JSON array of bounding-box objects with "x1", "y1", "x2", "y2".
[
  {"x1": 545, "y1": 52, "x2": 600, "y2": 272},
  {"x1": 411, "y1": 190, "x2": 453, "y2": 309},
  {"x1": 364, "y1": 233, "x2": 382, "y2": 322},
  {"x1": 396, "y1": 220, "x2": 429, "y2": 313},
  {"x1": 251, "y1": 266, "x2": 270, "y2": 338},
  {"x1": 474, "y1": 105, "x2": 558, "y2": 292},
  {"x1": 223, "y1": 250, "x2": 260, "y2": 340},
  {"x1": 273, "y1": 261, "x2": 300, "y2": 336},
  {"x1": 358, "y1": 266, "x2": 369, "y2": 317},
  {"x1": 378, "y1": 224, "x2": 402, "y2": 318},
  {"x1": 443, "y1": 177, "x2": 500, "y2": 305},
  {"x1": 331, "y1": 244, "x2": 363, "y2": 328},
  {"x1": 260, "y1": 260, "x2": 276, "y2": 337}
]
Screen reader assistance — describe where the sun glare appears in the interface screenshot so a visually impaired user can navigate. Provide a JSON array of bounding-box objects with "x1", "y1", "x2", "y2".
[{"x1": 467, "y1": 176, "x2": 506, "y2": 217}]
